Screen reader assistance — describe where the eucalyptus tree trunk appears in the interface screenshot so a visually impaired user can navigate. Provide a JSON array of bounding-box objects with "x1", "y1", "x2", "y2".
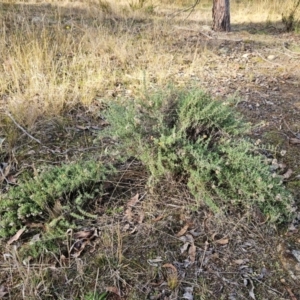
[{"x1": 212, "y1": 0, "x2": 231, "y2": 32}]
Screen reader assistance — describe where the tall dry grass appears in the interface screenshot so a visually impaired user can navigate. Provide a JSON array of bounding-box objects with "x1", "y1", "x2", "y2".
[{"x1": 0, "y1": 0, "x2": 298, "y2": 129}]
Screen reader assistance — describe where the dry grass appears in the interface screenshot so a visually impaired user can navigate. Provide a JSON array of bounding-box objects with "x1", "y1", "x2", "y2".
[
  {"x1": 0, "y1": 0, "x2": 300, "y2": 299},
  {"x1": 0, "y1": 0, "x2": 298, "y2": 130}
]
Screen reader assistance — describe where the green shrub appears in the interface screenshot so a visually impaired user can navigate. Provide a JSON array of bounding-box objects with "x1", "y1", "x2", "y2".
[
  {"x1": 101, "y1": 88, "x2": 293, "y2": 223},
  {"x1": 0, "y1": 160, "x2": 115, "y2": 238}
]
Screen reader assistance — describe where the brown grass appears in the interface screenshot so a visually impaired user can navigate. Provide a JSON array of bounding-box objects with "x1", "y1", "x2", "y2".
[{"x1": 1, "y1": 0, "x2": 298, "y2": 129}]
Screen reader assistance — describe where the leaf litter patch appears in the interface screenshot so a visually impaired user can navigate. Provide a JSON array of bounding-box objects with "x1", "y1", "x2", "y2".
[{"x1": 100, "y1": 178, "x2": 297, "y2": 300}]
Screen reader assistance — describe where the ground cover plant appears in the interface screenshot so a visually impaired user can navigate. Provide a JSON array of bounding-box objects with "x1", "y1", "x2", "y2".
[
  {"x1": 0, "y1": 0, "x2": 300, "y2": 299},
  {"x1": 101, "y1": 88, "x2": 293, "y2": 222},
  {"x1": 0, "y1": 160, "x2": 114, "y2": 238}
]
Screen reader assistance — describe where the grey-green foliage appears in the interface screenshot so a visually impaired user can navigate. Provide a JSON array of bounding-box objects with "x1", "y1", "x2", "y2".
[
  {"x1": 101, "y1": 88, "x2": 293, "y2": 223},
  {"x1": 0, "y1": 161, "x2": 114, "y2": 238}
]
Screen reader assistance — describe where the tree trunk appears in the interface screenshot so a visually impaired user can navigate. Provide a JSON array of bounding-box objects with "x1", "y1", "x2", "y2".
[{"x1": 212, "y1": 0, "x2": 231, "y2": 32}]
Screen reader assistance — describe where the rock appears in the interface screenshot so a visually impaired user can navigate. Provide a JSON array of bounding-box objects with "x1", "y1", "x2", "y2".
[{"x1": 267, "y1": 55, "x2": 276, "y2": 60}]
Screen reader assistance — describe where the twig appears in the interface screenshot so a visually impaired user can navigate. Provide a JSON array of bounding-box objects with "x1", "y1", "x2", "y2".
[
  {"x1": 184, "y1": 0, "x2": 201, "y2": 20},
  {"x1": 199, "y1": 240, "x2": 209, "y2": 271},
  {"x1": 42, "y1": 146, "x2": 103, "y2": 155},
  {"x1": 5, "y1": 111, "x2": 105, "y2": 155},
  {"x1": 173, "y1": 26, "x2": 245, "y2": 42},
  {"x1": 94, "y1": 268, "x2": 100, "y2": 299},
  {"x1": 274, "y1": 49, "x2": 297, "y2": 58},
  {"x1": 283, "y1": 118, "x2": 299, "y2": 138},
  {"x1": 174, "y1": 26, "x2": 213, "y2": 39},
  {"x1": 5, "y1": 111, "x2": 41, "y2": 144},
  {"x1": 251, "y1": 277, "x2": 284, "y2": 296},
  {"x1": 285, "y1": 286, "x2": 297, "y2": 300},
  {"x1": 169, "y1": 0, "x2": 200, "y2": 19},
  {"x1": 283, "y1": 44, "x2": 300, "y2": 55},
  {"x1": 255, "y1": 51, "x2": 283, "y2": 66}
]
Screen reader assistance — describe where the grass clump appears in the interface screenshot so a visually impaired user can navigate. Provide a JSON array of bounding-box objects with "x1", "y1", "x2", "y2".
[
  {"x1": 282, "y1": 0, "x2": 300, "y2": 31},
  {"x1": 101, "y1": 87, "x2": 294, "y2": 223},
  {"x1": 0, "y1": 160, "x2": 115, "y2": 239}
]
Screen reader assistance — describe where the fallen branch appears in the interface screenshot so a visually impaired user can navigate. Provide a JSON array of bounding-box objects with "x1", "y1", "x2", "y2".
[
  {"x1": 255, "y1": 51, "x2": 283, "y2": 66},
  {"x1": 5, "y1": 111, "x2": 41, "y2": 144}
]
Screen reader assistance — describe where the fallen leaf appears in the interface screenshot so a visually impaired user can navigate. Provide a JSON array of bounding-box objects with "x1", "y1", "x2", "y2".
[
  {"x1": 183, "y1": 286, "x2": 194, "y2": 300},
  {"x1": 0, "y1": 285, "x2": 8, "y2": 298},
  {"x1": 0, "y1": 162, "x2": 11, "y2": 183},
  {"x1": 150, "y1": 281, "x2": 164, "y2": 287},
  {"x1": 66, "y1": 229, "x2": 73, "y2": 236},
  {"x1": 129, "y1": 226, "x2": 137, "y2": 234},
  {"x1": 22, "y1": 256, "x2": 33, "y2": 265},
  {"x1": 215, "y1": 238, "x2": 229, "y2": 245},
  {"x1": 70, "y1": 240, "x2": 89, "y2": 258},
  {"x1": 137, "y1": 210, "x2": 145, "y2": 224},
  {"x1": 283, "y1": 169, "x2": 293, "y2": 179},
  {"x1": 285, "y1": 286, "x2": 297, "y2": 300},
  {"x1": 234, "y1": 259, "x2": 246, "y2": 265},
  {"x1": 76, "y1": 125, "x2": 89, "y2": 130},
  {"x1": 188, "y1": 244, "x2": 196, "y2": 264},
  {"x1": 248, "y1": 279, "x2": 256, "y2": 300},
  {"x1": 27, "y1": 149, "x2": 35, "y2": 155},
  {"x1": 124, "y1": 208, "x2": 133, "y2": 222},
  {"x1": 3, "y1": 253, "x2": 13, "y2": 261},
  {"x1": 60, "y1": 255, "x2": 68, "y2": 265},
  {"x1": 152, "y1": 215, "x2": 164, "y2": 222},
  {"x1": 289, "y1": 138, "x2": 300, "y2": 145},
  {"x1": 278, "y1": 163, "x2": 286, "y2": 169},
  {"x1": 73, "y1": 230, "x2": 94, "y2": 239},
  {"x1": 7, "y1": 227, "x2": 26, "y2": 245},
  {"x1": 179, "y1": 234, "x2": 194, "y2": 244},
  {"x1": 106, "y1": 286, "x2": 121, "y2": 296},
  {"x1": 122, "y1": 224, "x2": 130, "y2": 231},
  {"x1": 162, "y1": 263, "x2": 177, "y2": 274},
  {"x1": 99, "y1": 120, "x2": 110, "y2": 126},
  {"x1": 0, "y1": 137, "x2": 5, "y2": 148},
  {"x1": 127, "y1": 193, "x2": 139, "y2": 207},
  {"x1": 148, "y1": 257, "x2": 163, "y2": 266},
  {"x1": 189, "y1": 229, "x2": 201, "y2": 237},
  {"x1": 280, "y1": 150, "x2": 286, "y2": 156},
  {"x1": 29, "y1": 234, "x2": 41, "y2": 245},
  {"x1": 180, "y1": 242, "x2": 190, "y2": 254},
  {"x1": 176, "y1": 224, "x2": 190, "y2": 237},
  {"x1": 7, "y1": 174, "x2": 17, "y2": 184}
]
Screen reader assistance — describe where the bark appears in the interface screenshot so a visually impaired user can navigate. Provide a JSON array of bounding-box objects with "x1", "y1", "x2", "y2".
[{"x1": 212, "y1": 0, "x2": 231, "y2": 32}]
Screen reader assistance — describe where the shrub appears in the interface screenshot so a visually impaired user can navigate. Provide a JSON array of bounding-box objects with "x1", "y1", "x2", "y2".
[
  {"x1": 0, "y1": 160, "x2": 115, "y2": 238},
  {"x1": 101, "y1": 88, "x2": 294, "y2": 223}
]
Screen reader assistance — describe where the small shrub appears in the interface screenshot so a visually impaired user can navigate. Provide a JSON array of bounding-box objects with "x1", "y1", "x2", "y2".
[
  {"x1": 101, "y1": 87, "x2": 294, "y2": 223},
  {"x1": 0, "y1": 160, "x2": 115, "y2": 238}
]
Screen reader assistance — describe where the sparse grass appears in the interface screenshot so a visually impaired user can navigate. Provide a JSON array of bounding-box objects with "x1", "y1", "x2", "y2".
[{"x1": 0, "y1": 0, "x2": 300, "y2": 299}]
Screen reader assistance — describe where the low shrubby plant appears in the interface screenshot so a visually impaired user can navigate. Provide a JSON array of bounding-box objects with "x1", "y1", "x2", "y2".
[
  {"x1": 101, "y1": 87, "x2": 294, "y2": 223},
  {"x1": 0, "y1": 161, "x2": 115, "y2": 239},
  {"x1": 0, "y1": 87, "x2": 294, "y2": 259}
]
